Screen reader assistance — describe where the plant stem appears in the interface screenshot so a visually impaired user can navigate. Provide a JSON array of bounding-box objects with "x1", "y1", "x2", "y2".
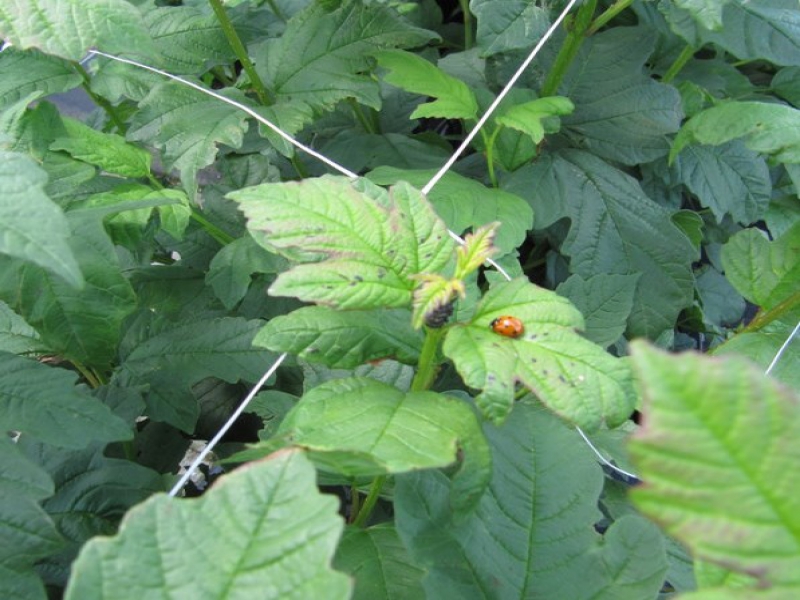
[
  {"x1": 73, "y1": 360, "x2": 101, "y2": 388},
  {"x1": 349, "y1": 483, "x2": 361, "y2": 522},
  {"x1": 352, "y1": 475, "x2": 387, "y2": 527},
  {"x1": 190, "y1": 208, "x2": 235, "y2": 245},
  {"x1": 540, "y1": 0, "x2": 597, "y2": 97},
  {"x1": 208, "y1": 0, "x2": 274, "y2": 105},
  {"x1": 349, "y1": 98, "x2": 378, "y2": 134},
  {"x1": 411, "y1": 327, "x2": 446, "y2": 392},
  {"x1": 587, "y1": 0, "x2": 634, "y2": 35},
  {"x1": 662, "y1": 43, "x2": 696, "y2": 84},
  {"x1": 73, "y1": 62, "x2": 128, "y2": 133},
  {"x1": 459, "y1": 0, "x2": 474, "y2": 50},
  {"x1": 483, "y1": 126, "x2": 503, "y2": 188}
]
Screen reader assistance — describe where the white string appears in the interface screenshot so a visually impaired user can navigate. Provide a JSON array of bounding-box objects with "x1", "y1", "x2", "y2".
[
  {"x1": 168, "y1": 353, "x2": 287, "y2": 497},
  {"x1": 765, "y1": 319, "x2": 800, "y2": 376},
  {"x1": 87, "y1": 50, "x2": 360, "y2": 179},
  {"x1": 421, "y1": 0, "x2": 581, "y2": 196}
]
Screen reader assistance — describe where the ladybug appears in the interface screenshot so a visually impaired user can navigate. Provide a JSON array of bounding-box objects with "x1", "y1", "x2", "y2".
[{"x1": 490, "y1": 315, "x2": 524, "y2": 338}]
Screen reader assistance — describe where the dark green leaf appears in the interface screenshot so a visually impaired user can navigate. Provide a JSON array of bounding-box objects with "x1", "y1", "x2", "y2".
[
  {"x1": 0, "y1": 352, "x2": 131, "y2": 447},
  {"x1": 65, "y1": 451, "x2": 352, "y2": 600},
  {"x1": 395, "y1": 403, "x2": 667, "y2": 598},
  {"x1": 471, "y1": 0, "x2": 550, "y2": 57},
  {"x1": 0, "y1": 47, "x2": 81, "y2": 111},
  {"x1": 0, "y1": 300, "x2": 43, "y2": 355}
]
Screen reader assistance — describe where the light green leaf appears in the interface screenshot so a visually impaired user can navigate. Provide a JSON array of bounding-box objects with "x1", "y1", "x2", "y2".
[
  {"x1": 721, "y1": 223, "x2": 800, "y2": 308},
  {"x1": 512, "y1": 150, "x2": 696, "y2": 337},
  {"x1": 443, "y1": 278, "x2": 636, "y2": 428},
  {"x1": 257, "y1": 0, "x2": 436, "y2": 110},
  {"x1": 663, "y1": 0, "x2": 800, "y2": 67},
  {"x1": 0, "y1": 47, "x2": 81, "y2": 111},
  {"x1": 559, "y1": 27, "x2": 683, "y2": 165},
  {"x1": 51, "y1": 118, "x2": 151, "y2": 178},
  {"x1": 334, "y1": 524, "x2": 425, "y2": 600},
  {"x1": 395, "y1": 403, "x2": 667, "y2": 599},
  {"x1": 367, "y1": 167, "x2": 533, "y2": 256},
  {"x1": 65, "y1": 451, "x2": 352, "y2": 600},
  {"x1": 120, "y1": 316, "x2": 275, "y2": 432},
  {"x1": 0, "y1": 0, "x2": 154, "y2": 61},
  {"x1": 0, "y1": 151, "x2": 83, "y2": 288},
  {"x1": 495, "y1": 96, "x2": 574, "y2": 144},
  {"x1": 374, "y1": 49, "x2": 478, "y2": 120},
  {"x1": 673, "y1": 140, "x2": 771, "y2": 224},
  {"x1": 629, "y1": 342, "x2": 800, "y2": 589},
  {"x1": 470, "y1": 0, "x2": 550, "y2": 56},
  {"x1": 127, "y1": 82, "x2": 251, "y2": 196},
  {"x1": 714, "y1": 314, "x2": 799, "y2": 391},
  {"x1": 672, "y1": 0, "x2": 732, "y2": 30},
  {"x1": 229, "y1": 176, "x2": 455, "y2": 310},
  {"x1": 0, "y1": 352, "x2": 131, "y2": 447},
  {"x1": 556, "y1": 273, "x2": 639, "y2": 348},
  {"x1": 671, "y1": 101, "x2": 800, "y2": 164},
  {"x1": 255, "y1": 307, "x2": 423, "y2": 369},
  {"x1": 0, "y1": 437, "x2": 62, "y2": 600},
  {"x1": 279, "y1": 377, "x2": 491, "y2": 515}
]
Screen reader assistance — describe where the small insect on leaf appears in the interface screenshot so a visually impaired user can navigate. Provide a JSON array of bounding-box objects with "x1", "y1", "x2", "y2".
[{"x1": 490, "y1": 315, "x2": 524, "y2": 338}]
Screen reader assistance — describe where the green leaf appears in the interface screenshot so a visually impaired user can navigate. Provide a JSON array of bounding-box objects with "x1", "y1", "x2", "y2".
[
  {"x1": 663, "y1": 0, "x2": 800, "y2": 67},
  {"x1": 278, "y1": 377, "x2": 491, "y2": 515},
  {"x1": 495, "y1": 96, "x2": 574, "y2": 144},
  {"x1": 50, "y1": 118, "x2": 151, "y2": 178},
  {"x1": 334, "y1": 524, "x2": 425, "y2": 600},
  {"x1": 374, "y1": 49, "x2": 478, "y2": 120},
  {"x1": 0, "y1": 209, "x2": 136, "y2": 366},
  {"x1": 0, "y1": 151, "x2": 83, "y2": 288},
  {"x1": 556, "y1": 273, "x2": 639, "y2": 348},
  {"x1": 672, "y1": 0, "x2": 732, "y2": 30},
  {"x1": 0, "y1": 300, "x2": 42, "y2": 354},
  {"x1": 257, "y1": 0, "x2": 437, "y2": 110},
  {"x1": 367, "y1": 167, "x2": 533, "y2": 256},
  {"x1": 470, "y1": 0, "x2": 550, "y2": 57},
  {"x1": 695, "y1": 265, "x2": 746, "y2": 328},
  {"x1": 773, "y1": 66, "x2": 800, "y2": 106},
  {"x1": 229, "y1": 176, "x2": 455, "y2": 310},
  {"x1": 673, "y1": 140, "x2": 771, "y2": 224},
  {"x1": 395, "y1": 402, "x2": 667, "y2": 598},
  {"x1": 127, "y1": 82, "x2": 252, "y2": 196},
  {"x1": 629, "y1": 342, "x2": 800, "y2": 589},
  {"x1": 443, "y1": 278, "x2": 636, "y2": 428},
  {"x1": 18, "y1": 435, "x2": 164, "y2": 587},
  {"x1": 206, "y1": 236, "x2": 288, "y2": 309},
  {"x1": 0, "y1": 0, "x2": 154, "y2": 61},
  {"x1": 255, "y1": 307, "x2": 423, "y2": 369},
  {"x1": 670, "y1": 101, "x2": 800, "y2": 164},
  {"x1": 559, "y1": 27, "x2": 683, "y2": 165},
  {"x1": 0, "y1": 437, "x2": 62, "y2": 600},
  {"x1": 721, "y1": 223, "x2": 800, "y2": 308},
  {"x1": 321, "y1": 132, "x2": 452, "y2": 173},
  {"x1": 120, "y1": 316, "x2": 274, "y2": 432},
  {"x1": 65, "y1": 450, "x2": 352, "y2": 600},
  {"x1": 0, "y1": 47, "x2": 81, "y2": 111},
  {"x1": 0, "y1": 352, "x2": 131, "y2": 447},
  {"x1": 714, "y1": 314, "x2": 799, "y2": 390},
  {"x1": 512, "y1": 150, "x2": 696, "y2": 337}
]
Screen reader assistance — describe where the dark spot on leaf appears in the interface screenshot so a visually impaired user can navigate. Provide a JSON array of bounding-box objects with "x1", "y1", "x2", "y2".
[
  {"x1": 558, "y1": 375, "x2": 567, "y2": 383},
  {"x1": 542, "y1": 369, "x2": 549, "y2": 376},
  {"x1": 377, "y1": 269, "x2": 386, "y2": 279},
  {"x1": 530, "y1": 357, "x2": 537, "y2": 363},
  {"x1": 354, "y1": 275, "x2": 363, "y2": 282}
]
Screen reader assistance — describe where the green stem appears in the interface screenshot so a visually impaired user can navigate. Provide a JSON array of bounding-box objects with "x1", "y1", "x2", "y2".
[
  {"x1": 190, "y1": 208, "x2": 234, "y2": 245},
  {"x1": 662, "y1": 43, "x2": 696, "y2": 84},
  {"x1": 587, "y1": 0, "x2": 634, "y2": 35},
  {"x1": 411, "y1": 327, "x2": 446, "y2": 392},
  {"x1": 73, "y1": 62, "x2": 127, "y2": 133},
  {"x1": 349, "y1": 483, "x2": 361, "y2": 523},
  {"x1": 209, "y1": 0, "x2": 274, "y2": 105},
  {"x1": 540, "y1": 0, "x2": 597, "y2": 97},
  {"x1": 352, "y1": 475, "x2": 387, "y2": 527},
  {"x1": 459, "y1": 0, "x2": 474, "y2": 50},
  {"x1": 483, "y1": 126, "x2": 502, "y2": 188},
  {"x1": 73, "y1": 360, "x2": 101, "y2": 388},
  {"x1": 711, "y1": 290, "x2": 800, "y2": 356},
  {"x1": 290, "y1": 153, "x2": 310, "y2": 179},
  {"x1": 349, "y1": 98, "x2": 378, "y2": 134}
]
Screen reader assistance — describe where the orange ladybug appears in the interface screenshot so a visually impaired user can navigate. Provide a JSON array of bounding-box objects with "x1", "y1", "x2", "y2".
[{"x1": 490, "y1": 315, "x2": 524, "y2": 338}]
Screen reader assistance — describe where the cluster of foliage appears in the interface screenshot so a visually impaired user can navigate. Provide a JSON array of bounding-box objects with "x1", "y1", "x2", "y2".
[{"x1": 1, "y1": 0, "x2": 799, "y2": 598}]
